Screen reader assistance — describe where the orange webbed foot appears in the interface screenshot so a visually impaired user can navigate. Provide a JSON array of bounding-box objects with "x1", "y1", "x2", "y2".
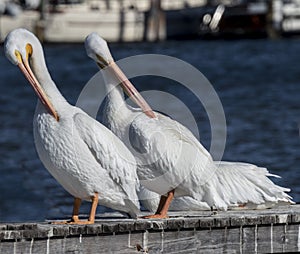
[
  {"x1": 51, "y1": 219, "x2": 94, "y2": 225},
  {"x1": 51, "y1": 220, "x2": 70, "y2": 225},
  {"x1": 51, "y1": 215, "x2": 95, "y2": 225},
  {"x1": 141, "y1": 213, "x2": 169, "y2": 219}
]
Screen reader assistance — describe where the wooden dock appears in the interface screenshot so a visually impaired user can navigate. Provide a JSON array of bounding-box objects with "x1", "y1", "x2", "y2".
[{"x1": 1, "y1": 205, "x2": 300, "y2": 253}]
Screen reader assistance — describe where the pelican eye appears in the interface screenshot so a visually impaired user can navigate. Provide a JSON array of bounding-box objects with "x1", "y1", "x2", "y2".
[
  {"x1": 14, "y1": 50, "x2": 23, "y2": 64},
  {"x1": 26, "y1": 43, "x2": 33, "y2": 60},
  {"x1": 96, "y1": 54, "x2": 109, "y2": 69},
  {"x1": 96, "y1": 62, "x2": 105, "y2": 69}
]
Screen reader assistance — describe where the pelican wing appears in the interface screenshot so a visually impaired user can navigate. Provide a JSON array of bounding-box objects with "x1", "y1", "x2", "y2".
[
  {"x1": 213, "y1": 161, "x2": 293, "y2": 205},
  {"x1": 129, "y1": 113, "x2": 214, "y2": 193},
  {"x1": 73, "y1": 112, "x2": 140, "y2": 207},
  {"x1": 158, "y1": 114, "x2": 212, "y2": 157},
  {"x1": 130, "y1": 113, "x2": 293, "y2": 209},
  {"x1": 129, "y1": 113, "x2": 213, "y2": 164}
]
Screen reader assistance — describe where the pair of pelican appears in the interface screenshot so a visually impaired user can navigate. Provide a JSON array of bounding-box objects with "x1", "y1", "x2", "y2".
[{"x1": 4, "y1": 28, "x2": 293, "y2": 224}]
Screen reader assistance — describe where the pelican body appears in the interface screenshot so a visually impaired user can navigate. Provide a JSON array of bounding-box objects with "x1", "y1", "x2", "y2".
[
  {"x1": 5, "y1": 28, "x2": 140, "y2": 223},
  {"x1": 85, "y1": 33, "x2": 293, "y2": 218}
]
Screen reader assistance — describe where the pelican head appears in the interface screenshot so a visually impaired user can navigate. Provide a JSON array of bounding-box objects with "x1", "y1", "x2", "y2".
[
  {"x1": 85, "y1": 33, "x2": 156, "y2": 119},
  {"x1": 5, "y1": 28, "x2": 38, "y2": 65},
  {"x1": 5, "y1": 28, "x2": 59, "y2": 121},
  {"x1": 85, "y1": 32, "x2": 114, "y2": 69}
]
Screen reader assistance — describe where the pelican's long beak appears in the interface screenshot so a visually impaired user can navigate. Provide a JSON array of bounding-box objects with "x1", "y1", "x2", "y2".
[
  {"x1": 15, "y1": 48, "x2": 59, "y2": 121},
  {"x1": 99, "y1": 57, "x2": 156, "y2": 119}
]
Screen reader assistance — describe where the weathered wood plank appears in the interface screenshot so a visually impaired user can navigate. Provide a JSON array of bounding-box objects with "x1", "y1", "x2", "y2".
[
  {"x1": 281, "y1": 224, "x2": 299, "y2": 253},
  {"x1": 242, "y1": 226, "x2": 257, "y2": 253},
  {"x1": 1, "y1": 205, "x2": 300, "y2": 253},
  {"x1": 257, "y1": 225, "x2": 272, "y2": 253}
]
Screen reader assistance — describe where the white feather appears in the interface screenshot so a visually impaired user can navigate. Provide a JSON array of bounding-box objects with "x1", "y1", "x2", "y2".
[
  {"x1": 5, "y1": 28, "x2": 140, "y2": 218},
  {"x1": 85, "y1": 33, "x2": 293, "y2": 212}
]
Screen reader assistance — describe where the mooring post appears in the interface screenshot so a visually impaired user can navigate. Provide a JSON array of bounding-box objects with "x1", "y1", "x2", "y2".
[
  {"x1": 35, "y1": 0, "x2": 48, "y2": 42},
  {"x1": 267, "y1": 0, "x2": 283, "y2": 39},
  {"x1": 146, "y1": 0, "x2": 166, "y2": 41}
]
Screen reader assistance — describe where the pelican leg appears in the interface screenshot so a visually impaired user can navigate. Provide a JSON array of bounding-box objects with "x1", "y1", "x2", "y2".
[
  {"x1": 142, "y1": 189, "x2": 175, "y2": 219},
  {"x1": 53, "y1": 193, "x2": 98, "y2": 225},
  {"x1": 69, "y1": 192, "x2": 98, "y2": 224},
  {"x1": 88, "y1": 192, "x2": 99, "y2": 223},
  {"x1": 155, "y1": 195, "x2": 167, "y2": 214},
  {"x1": 71, "y1": 197, "x2": 82, "y2": 223},
  {"x1": 52, "y1": 197, "x2": 82, "y2": 224}
]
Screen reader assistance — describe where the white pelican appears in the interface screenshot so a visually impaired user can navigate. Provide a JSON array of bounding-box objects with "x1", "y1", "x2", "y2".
[
  {"x1": 4, "y1": 28, "x2": 141, "y2": 224},
  {"x1": 85, "y1": 33, "x2": 293, "y2": 219}
]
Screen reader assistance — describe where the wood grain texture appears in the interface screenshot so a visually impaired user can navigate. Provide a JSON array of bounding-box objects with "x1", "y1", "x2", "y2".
[{"x1": 1, "y1": 205, "x2": 300, "y2": 253}]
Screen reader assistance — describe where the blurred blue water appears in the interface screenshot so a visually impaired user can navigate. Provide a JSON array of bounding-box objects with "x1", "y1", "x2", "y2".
[{"x1": 0, "y1": 38, "x2": 299, "y2": 222}]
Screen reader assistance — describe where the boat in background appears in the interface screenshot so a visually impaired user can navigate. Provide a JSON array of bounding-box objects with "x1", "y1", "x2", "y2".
[
  {"x1": 1, "y1": 0, "x2": 300, "y2": 42},
  {"x1": 0, "y1": 0, "x2": 207, "y2": 42},
  {"x1": 275, "y1": 0, "x2": 300, "y2": 36},
  {"x1": 199, "y1": 2, "x2": 268, "y2": 39}
]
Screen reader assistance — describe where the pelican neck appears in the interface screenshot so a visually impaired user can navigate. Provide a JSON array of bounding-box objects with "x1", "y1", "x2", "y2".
[
  {"x1": 30, "y1": 51, "x2": 66, "y2": 105},
  {"x1": 102, "y1": 67, "x2": 132, "y2": 116}
]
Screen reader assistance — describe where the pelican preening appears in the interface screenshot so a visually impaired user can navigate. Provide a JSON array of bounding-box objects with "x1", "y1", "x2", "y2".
[
  {"x1": 4, "y1": 29, "x2": 293, "y2": 224},
  {"x1": 5, "y1": 28, "x2": 140, "y2": 224},
  {"x1": 85, "y1": 33, "x2": 293, "y2": 218}
]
